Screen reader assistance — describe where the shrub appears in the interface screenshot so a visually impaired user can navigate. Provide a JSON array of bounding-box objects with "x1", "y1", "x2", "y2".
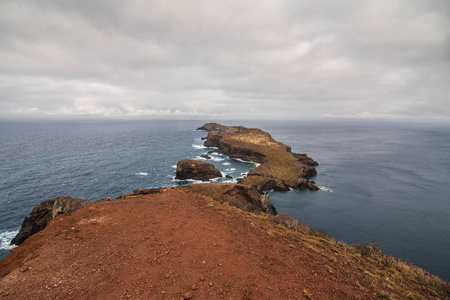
[
  {"x1": 309, "y1": 228, "x2": 334, "y2": 241},
  {"x1": 268, "y1": 213, "x2": 309, "y2": 234}
]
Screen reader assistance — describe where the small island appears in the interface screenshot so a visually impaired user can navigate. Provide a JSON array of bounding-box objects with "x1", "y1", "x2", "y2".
[
  {"x1": 198, "y1": 122, "x2": 319, "y2": 192},
  {"x1": 1, "y1": 123, "x2": 448, "y2": 299}
]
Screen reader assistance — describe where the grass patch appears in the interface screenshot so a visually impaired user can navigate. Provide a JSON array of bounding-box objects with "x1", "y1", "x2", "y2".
[
  {"x1": 309, "y1": 228, "x2": 334, "y2": 241},
  {"x1": 376, "y1": 291, "x2": 392, "y2": 299},
  {"x1": 267, "y1": 213, "x2": 309, "y2": 234},
  {"x1": 242, "y1": 287, "x2": 252, "y2": 300},
  {"x1": 208, "y1": 201, "x2": 220, "y2": 208}
]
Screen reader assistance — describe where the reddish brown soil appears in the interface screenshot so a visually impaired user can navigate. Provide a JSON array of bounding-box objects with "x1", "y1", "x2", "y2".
[{"x1": 0, "y1": 188, "x2": 423, "y2": 299}]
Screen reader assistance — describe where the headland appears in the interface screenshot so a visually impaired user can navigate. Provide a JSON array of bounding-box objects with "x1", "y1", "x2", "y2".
[{"x1": 0, "y1": 123, "x2": 448, "y2": 299}]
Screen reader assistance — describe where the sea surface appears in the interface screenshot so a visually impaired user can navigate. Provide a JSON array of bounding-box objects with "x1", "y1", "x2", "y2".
[{"x1": 0, "y1": 119, "x2": 449, "y2": 280}]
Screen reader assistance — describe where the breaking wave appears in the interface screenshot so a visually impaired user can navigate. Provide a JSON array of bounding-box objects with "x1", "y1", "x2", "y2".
[
  {"x1": 0, "y1": 230, "x2": 18, "y2": 250},
  {"x1": 319, "y1": 186, "x2": 333, "y2": 193},
  {"x1": 135, "y1": 172, "x2": 149, "y2": 176}
]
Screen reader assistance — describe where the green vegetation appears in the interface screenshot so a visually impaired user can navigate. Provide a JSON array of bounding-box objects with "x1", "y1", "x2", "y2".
[
  {"x1": 376, "y1": 291, "x2": 392, "y2": 299},
  {"x1": 241, "y1": 287, "x2": 252, "y2": 300}
]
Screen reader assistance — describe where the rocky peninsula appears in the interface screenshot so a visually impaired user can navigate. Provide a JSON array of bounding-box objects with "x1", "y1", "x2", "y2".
[
  {"x1": 198, "y1": 122, "x2": 319, "y2": 192},
  {"x1": 1, "y1": 123, "x2": 448, "y2": 299}
]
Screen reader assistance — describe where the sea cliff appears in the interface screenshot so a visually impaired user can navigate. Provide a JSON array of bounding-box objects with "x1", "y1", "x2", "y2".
[
  {"x1": 198, "y1": 123, "x2": 319, "y2": 192},
  {"x1": 1, "y1": 123, "x2": 448, "y2": 299}
]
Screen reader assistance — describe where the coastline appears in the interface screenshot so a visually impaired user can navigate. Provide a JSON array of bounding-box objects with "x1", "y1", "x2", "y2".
[{"x1": 0, "y1": 122, "x2": 449, "y2": 299}]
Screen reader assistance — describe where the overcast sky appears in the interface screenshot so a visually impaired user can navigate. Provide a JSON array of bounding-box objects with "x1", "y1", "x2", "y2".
[{"x1": 1, "y1": 0, "x2": 449, "y2": 121}]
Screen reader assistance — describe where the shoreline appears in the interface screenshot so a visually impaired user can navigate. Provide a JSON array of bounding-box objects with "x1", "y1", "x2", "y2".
[{"x1": 0, "y1": 122, "x2": 445, "y2": 299}]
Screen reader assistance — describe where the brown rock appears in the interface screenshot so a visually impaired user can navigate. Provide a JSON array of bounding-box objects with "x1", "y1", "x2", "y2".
[
  {"x1": 175, "y1": 160, "x2": 222, "y2": 182},
  {"x1": 199, "y1": 123, "x2": 319, "y2": 192},
  {"x1": 180, "y1": 183, "x2": 276, "y2": 214},
  {"x1": 11, "y1": 196, "x2": 93, "y2": 246}
]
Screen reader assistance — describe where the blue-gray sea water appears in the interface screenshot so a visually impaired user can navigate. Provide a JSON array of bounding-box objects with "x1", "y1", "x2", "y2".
[{"x1": 0, "y1": 119, "x2": 449, "y2": 280}]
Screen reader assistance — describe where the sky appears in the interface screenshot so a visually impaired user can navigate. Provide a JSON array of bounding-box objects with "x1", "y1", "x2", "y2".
[{"x1": 1, "y1": 0, "x2": 449, "y2": 121}]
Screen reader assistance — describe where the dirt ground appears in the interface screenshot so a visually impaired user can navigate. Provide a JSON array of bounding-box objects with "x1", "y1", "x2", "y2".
[{"x1": 0, "y1": 187, "x2": 430, "y2": 299}]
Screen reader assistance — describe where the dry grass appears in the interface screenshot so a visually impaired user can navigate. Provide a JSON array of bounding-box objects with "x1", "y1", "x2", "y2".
[
  {"x1": 267, "y1": 213, "x2": 309, "y2": 234},
  {"x1": 351, "y1": 242, "x2": 450, "y2": 297},
  {"x1": 265, "y1": 212, "x2": 450, "y2": 298}
]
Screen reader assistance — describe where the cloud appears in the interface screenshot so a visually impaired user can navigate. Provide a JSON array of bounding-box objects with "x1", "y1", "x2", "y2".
[{"x1": 0, "y1": 0, "x2": 449, "y2": 121}]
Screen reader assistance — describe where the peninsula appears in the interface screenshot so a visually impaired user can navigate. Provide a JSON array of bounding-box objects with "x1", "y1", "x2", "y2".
[
  {"x1": 198, "y1": 122, "x2": 319, "y2": 192},
  {"x1": 1, "y1": 123, "x2": 448, "y2": 299}
]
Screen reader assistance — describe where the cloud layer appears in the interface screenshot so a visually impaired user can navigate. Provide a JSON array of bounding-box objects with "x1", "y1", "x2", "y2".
[{"x1": 1, "y1": 0, "x2": 449, "y2": 120}]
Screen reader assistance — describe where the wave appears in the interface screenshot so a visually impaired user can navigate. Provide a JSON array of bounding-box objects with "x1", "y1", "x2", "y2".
[
  {"x1": 192, "y1": 144, "x2": 218, "y2": 150},
  {"x1": 211, "y1": 157, "x2": 225, "y2": 162},
  {"x1": 0, "y1": 230, "x2": 19, "y2": 250},
  {"x1": 192, "y1": 144, "x2": 208, "y2": 149},
  {"x1": 171, "y1": 176, "x2": 206, "y2": 184},
  {"x1": 231, "y1": 158, "x2": 260, "y2": 167},
  {"x1": 319, "y1": 186, "x2": 333, "y2": 193},
  {"x1": 135, "y1": 172, "x2": 149, "y2": 176},
  {"x1": 225, "y1": 168, "x2": 236, "y2": 172},
  {"x1": 222, "y1": 162, "x2": 231, "y2": 166},
  {"x1": 196, "y1": 155, "x2": 225, "y2": 162}
]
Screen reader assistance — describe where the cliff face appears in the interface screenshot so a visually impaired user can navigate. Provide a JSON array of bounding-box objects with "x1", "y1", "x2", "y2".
[
  {"x1": 11, "y1": 196, "x2": 93, "y2": 246},
  {"x1": 199, "y1": 123, "x2": 319, "y2": 192}
]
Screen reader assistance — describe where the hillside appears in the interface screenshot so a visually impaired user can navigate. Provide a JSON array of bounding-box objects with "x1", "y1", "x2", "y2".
[{"x1": 1, "y1": 185, "x2": 448, "y2": 299}]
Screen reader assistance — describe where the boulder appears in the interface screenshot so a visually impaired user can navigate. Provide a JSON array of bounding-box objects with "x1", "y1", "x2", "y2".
[
  {"x1": 200, "y1": 154, "x2": 211, "y2": 160},
  {"x1": 11, "y1": 196, "x2": 93, "y2": 245},
  {"x1": 175, "y1": 160, "x2": 222, "y2": 181}
]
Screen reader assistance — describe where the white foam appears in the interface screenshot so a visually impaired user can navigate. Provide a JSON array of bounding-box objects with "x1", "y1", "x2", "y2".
[
  {"x1": 223, "y1": 178, "x2": 239, "y2": 184},
  {"x1": 319, "y1": 186, "x2": 333, "y2": 193},
  {"x1": 192, "y1": 144, "x2": 218, "y2": 150},
  {"x1": 196, "y1": 155, "x2": 225, "y2": 162},
  {"x1": 232, "y1": 157, "x2": 252, "y2": 163},
  {"x1": 171, "y1": 176, "x2": 206, "y2": 184},
  {"x1": 0, "y1": 230, "x2": 19, "y2": 250},
  {"x1": 225, "y1": 168, "x2": 236, "y2": 172},
  {"x1": 172, "y1": 165, "x2": 177, "y2": 169},
  {"x1": 222, "y1": 162, "x2": 231, "y2": 166},
  {"x1": 135, "y1": 172, "x2": 149, "y2": 176},
  {"x1": 210, "y1": 157, "x2": 225, "y2": 161}
]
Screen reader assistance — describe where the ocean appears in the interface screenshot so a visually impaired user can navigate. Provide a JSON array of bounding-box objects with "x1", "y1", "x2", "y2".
[{"x1": 0, "y1": 119, "x2": 449, "y2": 280}]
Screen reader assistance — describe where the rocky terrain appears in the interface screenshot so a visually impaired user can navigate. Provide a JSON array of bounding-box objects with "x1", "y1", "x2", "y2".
[
  {"x1": 198, "y1": 123, "x2": 319, "y2": 192},
  {"x1": 11, "y1": 196, "x2": 93, "y2": 246},
  {"x1": 1, "y1": 186, "x2": 448, "y2": 299},
  {"x1": 2, "y1": 123, "x2": 449, "y2": 299}
]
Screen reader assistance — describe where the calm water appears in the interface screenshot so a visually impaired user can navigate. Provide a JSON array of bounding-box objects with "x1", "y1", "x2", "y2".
[{"x1": 0, "y1": 119, "x2": 449, "y2": 280}]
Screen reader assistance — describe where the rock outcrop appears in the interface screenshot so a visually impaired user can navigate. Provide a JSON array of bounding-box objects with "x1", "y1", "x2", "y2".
[
  {"x1": 11, "y1": 196, "x2": 93, "y2": 246},
  {"x1": 175, "y1": 159, "x2": 222, "y2": 181},
  {"x1": 197, "y1": 123, "x2": 247, "y2": 132},
  {"x1": 198, "y1": 123, "x2": 319, "y2": 192},
  {"x1": 180, "y1": 183, "x2": 277, "y2": 214}
]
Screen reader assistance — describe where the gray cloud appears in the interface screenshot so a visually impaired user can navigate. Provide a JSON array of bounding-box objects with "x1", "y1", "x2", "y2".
[{"x1": 1, "y1": 0, "x2": 449, "y2": 120}]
